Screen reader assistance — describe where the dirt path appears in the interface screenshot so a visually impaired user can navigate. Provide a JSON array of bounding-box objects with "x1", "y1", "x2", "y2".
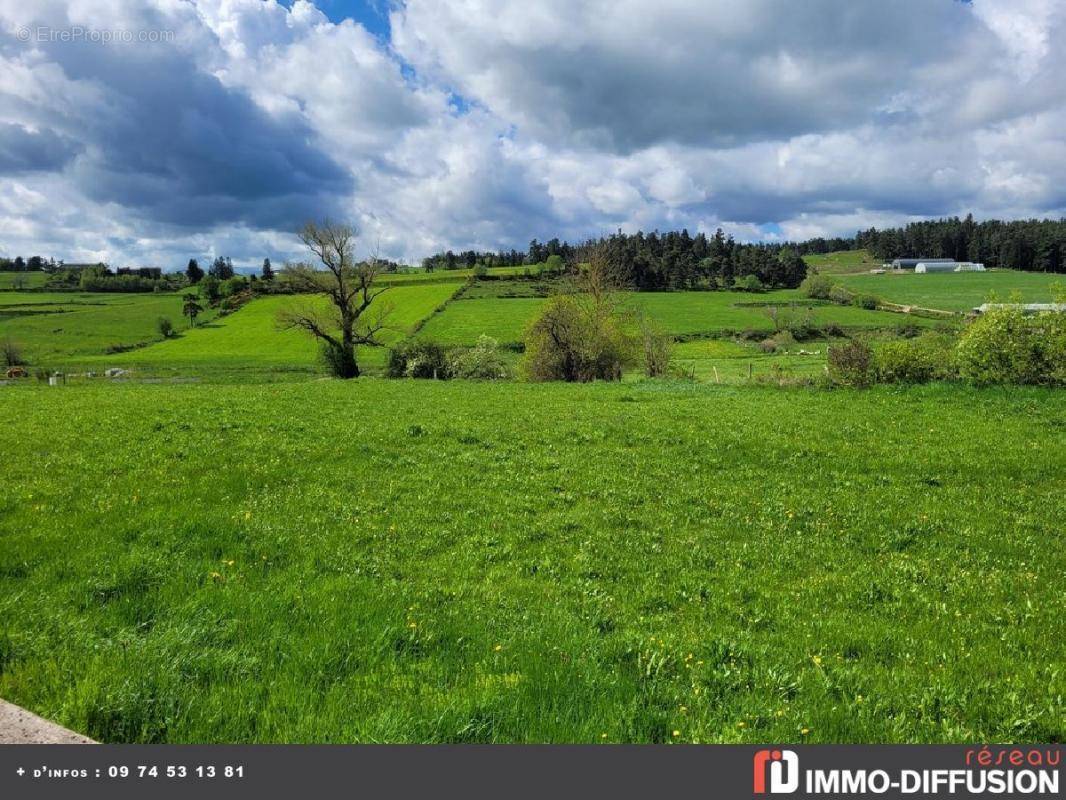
[{"x1": 0, "y1": 699, "x2": 95, "y2": 744}]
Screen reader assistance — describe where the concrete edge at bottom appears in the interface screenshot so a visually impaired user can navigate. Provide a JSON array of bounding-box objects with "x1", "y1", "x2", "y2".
[{"x1": 0, "y1": 698, "x2": 96, "y2": 744}]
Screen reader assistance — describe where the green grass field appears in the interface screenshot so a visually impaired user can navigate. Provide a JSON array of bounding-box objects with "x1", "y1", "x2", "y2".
[
  {"x1": 0, "y1": 283, "x2": 459, "y2": 375},
  {"x1": 837, "y1": 270, "x2": 1063, "y2": 312},
  {"x1": 0, "y1": 271, "x2": 48, "y2": 290},
  {"x1": 671, "y1": 339, "x2": 831, "y2": 383},
  {"x1": 419, "y1": 291, "x2": 939, "y2": 347},
  {"x1": 802, "y1": 249, "x2": 881, "y2": 274},
  {"x1": 0, "y1": 293, "x2": 218, "y2": 365},
  {"x1": 101, "y1": 283, "x2": 458, "y2": 375},
  {"x1": 0, "y1": 379, "x2": 1062, "y2": 743}
]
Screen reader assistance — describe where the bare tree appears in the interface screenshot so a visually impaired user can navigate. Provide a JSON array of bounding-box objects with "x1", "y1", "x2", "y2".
[{"x1": 279, "y1": 221, "x2": 391, "y2": 378}]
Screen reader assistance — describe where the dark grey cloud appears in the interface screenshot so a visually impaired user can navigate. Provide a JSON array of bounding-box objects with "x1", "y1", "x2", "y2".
[
  {"x1": 41, "y1": 47, "x2": 350, "y2": 227},
  {"x1": 0, "y1": 123, "x2": 81, "y2": 174}
]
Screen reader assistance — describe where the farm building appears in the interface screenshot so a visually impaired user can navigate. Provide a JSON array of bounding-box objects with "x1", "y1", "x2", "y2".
[
  {"x1": 914, "y1": 261, "x2": 986, "y2": 273},
  {"x1": 890, "y1": 258, "x2": 954, "y2": 269}
]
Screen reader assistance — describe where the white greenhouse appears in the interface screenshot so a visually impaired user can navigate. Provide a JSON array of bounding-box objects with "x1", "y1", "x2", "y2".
[
  {"x1": 914, "y1": 261, "x2": 958, "y2": 273},
  {"x1": 914, "y1": 261, "x2": 987, "y2": 273}
]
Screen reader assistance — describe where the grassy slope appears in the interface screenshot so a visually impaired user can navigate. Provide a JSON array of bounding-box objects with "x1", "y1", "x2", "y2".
[
  {"x1": 802, "y1": 250, "x2": 881, "y2": 274},
  {"x1": 0, "y1": 380, "x2": 1062, "y2": 743},
  {"x1": 0, "y1": 293, "x2": 216, "y2": 365},
  {"x1": 837, "y1": 270, "x2": 1063, "y2": 312},
  {"x1": 0, "y1": 272, "x2": 48, "y2": 290},
  {"x1": 419, "y1": 291, "x2": 937, "y2": 347},
  {"x1": 0, "y1": 283, "x2": 458, "y2": 375},
  {"x1": 104, "y1": 283, "x2": 459, "y2": 374}
]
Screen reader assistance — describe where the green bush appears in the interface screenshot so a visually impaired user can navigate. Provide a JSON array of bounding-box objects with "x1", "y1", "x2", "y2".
[
  {"x1": 852, "y1": 293, "x2": 879, "y2": 310},
  {"x1": 521, "y1": 294, "x2": 635, "y2": 382},
  {"x1": 829, "y1": 285, "x2": 852, "y2": 305},
  {"x1": 220, "y1": 276, "x2": 249, "y2": 297},
  {"x1": 800, "y1": 273, "x2": 834, "y2": 300},
  {"x1": 734, "y1": 274, "x2": 765, "y2": 293},
  {"x1": 387, "y1": 340, "x2": 452, "y2": 379},
  {"x1": 828, "y1": 339, "x2": 873, "y2": 387},
  {"x1": 787, "y1": 315, "x2": 818, "y2": 341},
  {"x1": 638, "y1": 315, "x2": 673, "y2": 377},
  {"x1": 875, "y1": 334, "x2": 955, "y2": 384},
  {"x1": 156, "y1": 317, "x2": 175, "y2": 339},
  {"x1": 448, "y1": 335, "x2": 511, "y2": 380},
  {"x1": 956, "y1": 307, "x2": 1065, "y2": 386},
  {"x1": 2, "y1": 337, "x2": 25, "y2": 367}
]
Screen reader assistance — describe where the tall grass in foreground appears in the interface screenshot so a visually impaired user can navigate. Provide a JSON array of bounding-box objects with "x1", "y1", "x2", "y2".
[{"x1": 0, "y1": 379, "x2": 1063, "y2": 742}]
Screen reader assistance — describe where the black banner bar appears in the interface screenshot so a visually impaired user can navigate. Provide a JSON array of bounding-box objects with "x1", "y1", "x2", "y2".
[{"x1": 0, "y1": 744, "x2": 1061, "y2": 799}]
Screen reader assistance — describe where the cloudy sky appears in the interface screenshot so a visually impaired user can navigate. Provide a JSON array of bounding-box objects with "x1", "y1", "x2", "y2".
[{"x1": 1, "y1": 0, "x2": 1064, "y2": 268}]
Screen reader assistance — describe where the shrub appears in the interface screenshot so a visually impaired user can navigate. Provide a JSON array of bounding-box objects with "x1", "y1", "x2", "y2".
[
  {"x1": 734, "y1": 274, "x2": 765, "y2": 293},
  {"x1": 472, "y1": 264, "x2": 488, "y2": 278},
  {"x1": 638, "y1": 315, "x2": 673, "y2": 378},
  {"x1": 219, "y1": 293, "x2": 250, "y2": 312},
  {"x1": 787, "y1": 312, "x2": 817, "y2": 341},
  {"x1": 774, "y1": 330, "x2": 797, "y2": 349},
  {"x1": 852, "y1": 293, "x2": 879, "y2": 310},
  {"x1": 544, "y1": 254, "x2": 565, "y2": 274},
  {"x1": 827, "y1": 339, "x2": 873, "y2": 387},
  {"x1": 875, "y1": 334, "x2": 956, "y2": 384},
  {"x1": 956, "y1": 307, "x2": 1064, "y2": 386},
  {"x1": 220, "y1": 275, "x2": 249, "y2": 297},
  {"x1": 200, "y1": 275, "x2": 221, "y2": 305},
  {"x1": 448, "y1": 335, "x2": 511, "y2": 380},
  {"x1": 521, "y1": 294, "x2": 635, "y2": 382},
  {"x1": 387, "y1": 340, "x2": 452, "y2": 379},
  {"x1": 2, "y1": 337, "x2": 25, "y2": 367},
  {"x1": 829, "y1": 285, "x2": 852, "y2": 306},
  {"x1": 800, "y1": 273, "x2": 834, "y2": 300},
  {"x1": 156, "y1": 317, "x2": 175, "y2": 339}
]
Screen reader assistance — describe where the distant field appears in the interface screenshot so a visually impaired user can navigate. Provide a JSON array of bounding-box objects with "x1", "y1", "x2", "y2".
[
  {"x1": 418, "y1": 297, "x2": 544, "y2": 345},
  {"x1": 419, "y1": 290, "x2": 939, "y2": 347},
  {"x1": 102, "y1": 282, "x2": 459, "y2": 374},
  {"x1": 377, "y1": 266, "x2": 528, "y2": 286},
  {"x1": 837, "y1": 270, "x2": 1063, "y2": 312},
  {"x1": 802, "y1": 250, "x2": 880, "y2": 274},
  {"x1": 1, "y1": 379, "x2": 1062, "y2": 743},
  {"x1": 0, "y1": 292, "x2": 216, "y2": 365},
  {"x1": 0, "y1": 271, "x2": 48, "y2": 290},
  {"x1": 671, "y1": 338, "x2": 830, "y2": 383}
]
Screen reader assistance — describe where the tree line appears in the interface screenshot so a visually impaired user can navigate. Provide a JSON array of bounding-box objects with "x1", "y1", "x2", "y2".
[
  {"x1": 423, "y1": 229, "x2": 807, "y2": 290},
  {"x1": 854, "y1": 215, "x2": 1066, "y2": 272},
  {"x1": 581, "y1": 229, "x2": 807, "y2": 290},
  {"x1": 0, "y1": 256, "x2": 56, "y2": 271}
]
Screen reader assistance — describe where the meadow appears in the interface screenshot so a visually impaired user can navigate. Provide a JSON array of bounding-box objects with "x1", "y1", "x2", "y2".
[
  {"x1": 0, "y1": 271, "x2": 48, "y2": 290},
  {"x1": 0, "y1": 293, "x2": 217, "y2": 365},
  {"x1": 836, "y1": 270, "x2": 1063, "y2": 312},
  {"x1": 418, "y1": 290, "x2": 940, "y2": 347},
  {"x1": 0, "y1": 379, "x2": 1062, "y2": 744},
  {"x1": 102, "y1": 282, "x2": 459, "y2": 376},
  {"x1": 802, "y1": 249, "x2": 881, "y2": 274}
]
